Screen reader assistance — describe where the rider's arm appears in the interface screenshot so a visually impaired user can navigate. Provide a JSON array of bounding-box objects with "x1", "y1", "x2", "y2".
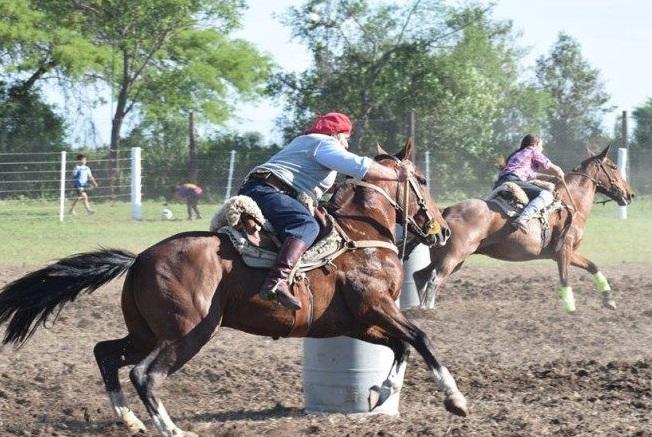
[
  {"x1": 543, "y1": 163, "x2": 565, "y2": 179},
  {"x1": 363, "y1": 161, "x2": 411, "y2": 182},
  {"x1": 532, "y1": 149, "x2": 564, "y2": 179},
  {"x1": 313, "y1": 139, "x2": 373, "y2": 179},
  {"x1": 314, "y1": 139, "x2": 410, "y2": 182}
]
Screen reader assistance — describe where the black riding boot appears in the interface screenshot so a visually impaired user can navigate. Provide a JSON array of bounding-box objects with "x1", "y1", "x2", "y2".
[{"x1": 260, "y1": 237, "x2": 306, "y2": 310}]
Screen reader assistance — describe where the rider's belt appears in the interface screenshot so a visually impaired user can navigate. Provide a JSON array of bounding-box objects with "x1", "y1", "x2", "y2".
[{"x1": 249, "y1": 171, "x2": 298, "y2": 197}]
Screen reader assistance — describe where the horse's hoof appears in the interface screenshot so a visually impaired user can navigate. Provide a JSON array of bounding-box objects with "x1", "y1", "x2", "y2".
[
  {"x1": 443, "y1": 392, "x2": 468, "y2": 417},
  {"x1": 603, "y1": 299, "x2": 616, "y2": 310},
  {"x1": 368, "y1": 385, "x2": 391, "y2": 411},
  {"x1": 602, "y1": 291, "x2": 616, "y2": 310}
]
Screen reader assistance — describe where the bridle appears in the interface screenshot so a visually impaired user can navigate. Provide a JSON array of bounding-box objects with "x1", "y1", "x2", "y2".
[
  {"x1": 344, "y1": 158, "x2": 441, "y2": 258},
  {"x1": 567, "y1": 158, "x2": 623, "y2": 201}
]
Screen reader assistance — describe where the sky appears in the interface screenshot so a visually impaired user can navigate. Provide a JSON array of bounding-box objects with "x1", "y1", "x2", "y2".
[
  {"x1": 227, "y1": 0, "x2": 652, "y2": 144},
  {"x1": 67, "y1": 0, "x2": 652, "y2": 146}
]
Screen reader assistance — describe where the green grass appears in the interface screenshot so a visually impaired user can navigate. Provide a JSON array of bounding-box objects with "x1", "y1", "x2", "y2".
[
  {"x1": 0, "y1": 199, "x2": 212, "y2": 265},
  {"x1": 0, "y1": 197, "x2": 651, "y2": 267}
]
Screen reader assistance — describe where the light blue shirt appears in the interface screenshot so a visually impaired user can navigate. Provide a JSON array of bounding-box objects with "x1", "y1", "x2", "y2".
[
  {"x1": 253, "y1": 134, "x2": 372, "y2": 200},
  {"x1": 72, "y1": 164, "x2": 92, "y2": 187}
]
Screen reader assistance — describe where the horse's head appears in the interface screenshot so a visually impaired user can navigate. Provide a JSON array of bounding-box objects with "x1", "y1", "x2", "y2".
[
  {"x1": 375, "y1": 140, "x2": 450, "y2": 247},
  {"x1": 574, "y1": 145, "x2": 635, "y2": 206}
]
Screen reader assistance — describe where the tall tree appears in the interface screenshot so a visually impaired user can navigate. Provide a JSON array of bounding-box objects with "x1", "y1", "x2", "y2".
[
  {"x1": 535, "y1": 33, "x2": 612, "y2": 164},
  {"x1": 274, "y1": 0, "x2": 546, "y2": 193},
  {"x1": 0, "y1": 0, "x2": 108, "y2": 95},
  {"x1": 633, "y1": 98, "x2": 652, "y2": 150},
  {"x1": 60, "y1": 0, "x2": 272, "y2": 187}
]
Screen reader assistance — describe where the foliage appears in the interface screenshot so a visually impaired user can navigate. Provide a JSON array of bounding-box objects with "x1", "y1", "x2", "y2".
[
  {"x1": 0, "y1": 82, "x2": 66, "y2": 153},
  {"x1": 632, "y1": 98, "x2": 652, "y2": 150},
  {"x1": 123, "y1": 125, "x2": 280, "y2": 202},
  {"x1": 273, "y1": 0, "x2": 551, "y2": 193},
  {"x1": 535, "y1": 33, "x2": 612, "y2": 164}
]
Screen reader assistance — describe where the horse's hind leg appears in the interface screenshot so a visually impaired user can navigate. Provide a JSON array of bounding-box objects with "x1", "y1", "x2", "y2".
[
  {"x1": 129, "y1": 314, "x2": 220, "y2": 436},
  {"x1": 94, "y1": 336, "x2": 150, "y2": 434},
  {"x1": 358, "y1": 296, "x2": 468, "y2": 416},
  {"x1": 570, "y1": 252, "x2": 616, "y2": 310},
  {"x1": 358, "y1": 331, "x2": 410, "y2": 411}
]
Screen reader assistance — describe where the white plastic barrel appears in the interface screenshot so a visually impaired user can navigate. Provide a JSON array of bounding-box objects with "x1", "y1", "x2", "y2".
[{"x1": 303, "y1": 335, "x2": 403, "y2": 415}]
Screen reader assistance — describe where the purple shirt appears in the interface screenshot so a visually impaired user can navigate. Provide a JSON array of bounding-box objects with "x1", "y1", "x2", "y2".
[{"x1": 500, "y1": 147, "x2": 551, "y2": 181}]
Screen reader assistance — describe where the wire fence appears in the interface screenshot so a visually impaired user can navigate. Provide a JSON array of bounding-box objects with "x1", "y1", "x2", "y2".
[
  {"x1": 0, "y1": 149, "x2": 133, "y2": 221},
  {"x1": 1, "y1": 109, "x2": 649, "y2": 222}
]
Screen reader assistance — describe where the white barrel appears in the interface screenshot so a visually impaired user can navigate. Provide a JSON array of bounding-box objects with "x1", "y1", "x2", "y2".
[
  {"x1": 303, "y1": 336, "x2": 403, "y2": 415},
  {"x1": 400, "y1": 243, "x2": 431, "y2": 309}
]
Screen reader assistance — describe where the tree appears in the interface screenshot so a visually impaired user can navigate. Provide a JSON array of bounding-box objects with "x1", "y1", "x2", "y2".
[
  {"x1": 59, "y1": 0, "x2": 272, "y2": 188},
  {"x1": 535, "y1": 33, "x2": 612, "y2": 164},
  {"x1": 274, "y1": 0, "x2": 547, "y2": 193},
  {"x1": 0, "y1": 0, "x2": 108, "y2": 96},
  {"x1": 633, "y1": 98, "x2": 652, "y2": 150},
  {"x1": 0, "y1": 82, "x2": 66, "y2": 153}
]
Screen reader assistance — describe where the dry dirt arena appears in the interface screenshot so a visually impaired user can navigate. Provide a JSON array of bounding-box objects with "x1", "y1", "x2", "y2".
[{"x1": 1, "y1": 263, "x2": 650, "y2": 436}]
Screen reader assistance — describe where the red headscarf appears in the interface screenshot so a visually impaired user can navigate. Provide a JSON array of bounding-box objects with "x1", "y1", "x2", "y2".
[{"x1": 305, "y1": 112, "x2": 352, "y2": 135}]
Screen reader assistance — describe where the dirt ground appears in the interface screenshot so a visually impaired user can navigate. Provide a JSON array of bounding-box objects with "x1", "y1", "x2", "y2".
[{"x1": 1, "y1": 262, "x2": 650, "y2": 436}]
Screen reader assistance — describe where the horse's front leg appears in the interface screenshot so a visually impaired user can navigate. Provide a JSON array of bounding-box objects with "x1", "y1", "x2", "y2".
[
  {"x1": 570, "y1": 252, "x2": 616, "y2": 310},
  {"x1": 556, "y1": 245, "x2": 576, "y2": 313}
]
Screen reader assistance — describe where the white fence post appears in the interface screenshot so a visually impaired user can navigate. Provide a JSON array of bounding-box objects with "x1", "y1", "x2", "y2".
[
  {"x1": 225, "y1": 149, "x2": 236, "y2": 199},
  {"x1": 617, "y1": 148, "x2": 628, "y2": 219},
  {"x1": 131, "y1": 147, "x2": 142, "y2": 220},
  {"x1": 59, "y1": 151, "x2": 67, "y2": 222}
]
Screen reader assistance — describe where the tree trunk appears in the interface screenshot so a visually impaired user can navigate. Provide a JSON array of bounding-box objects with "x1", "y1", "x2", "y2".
[{"x1": 108, "y1": 50, "x2": 130, "y2": 199}]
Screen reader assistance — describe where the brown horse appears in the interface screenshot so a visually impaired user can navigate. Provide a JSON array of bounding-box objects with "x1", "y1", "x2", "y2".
[
  {"x1": 414, "y1": 145, "x2": 634, "y2": 313},
  {"x1": 0, "y1": 142, "x2": 466, "y2": 437}
]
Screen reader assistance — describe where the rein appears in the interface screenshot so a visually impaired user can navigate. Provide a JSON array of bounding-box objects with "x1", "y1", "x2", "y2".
[
  {"x1": 344, "y1": 173, "x2": 437, "y2": 261},
  {"x1": 567, "y1": 158, "x2": 619, "y2": 204}
]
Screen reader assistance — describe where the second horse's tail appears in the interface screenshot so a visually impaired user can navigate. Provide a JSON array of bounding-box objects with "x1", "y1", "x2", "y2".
[{"x1": 0, "y1": 248, "x2": 137, "y2": 347}]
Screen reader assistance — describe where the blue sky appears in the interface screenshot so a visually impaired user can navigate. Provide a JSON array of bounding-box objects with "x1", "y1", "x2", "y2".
[
  {"x1": 64, "y1": 0, "x2": 652, "y2": 146},
  {"x1": 228, "y1": 0, "x2": 652, "y2": 144}
]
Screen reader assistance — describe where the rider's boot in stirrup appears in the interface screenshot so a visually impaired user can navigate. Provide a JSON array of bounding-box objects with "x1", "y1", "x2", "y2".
[
  {"x1": 260, "y1": 236, "x2": 306, "y2": 310},
  {"x1": 511, "y1": 192, "x2": 550, "y2": 233}
]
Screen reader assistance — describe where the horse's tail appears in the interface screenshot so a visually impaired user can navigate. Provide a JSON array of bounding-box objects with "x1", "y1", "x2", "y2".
[{"x1": 0, "y1": 248, "x2": 137, "y2": 347}]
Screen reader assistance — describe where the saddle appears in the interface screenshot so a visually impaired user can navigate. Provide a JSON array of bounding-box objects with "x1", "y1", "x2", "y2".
[
  {"x1": 209, "y1": 194, "x2": 398, "y2": 337},
  {"x1": 486, "y1": 179, "x2": 561, "y2": 231}
]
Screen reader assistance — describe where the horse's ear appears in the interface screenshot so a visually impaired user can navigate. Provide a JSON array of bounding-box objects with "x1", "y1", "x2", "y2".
[
  {"x1": 396, "y1": 137, "x2": 415, "y2": 160},
  {"x1": 585, "y1": 145, "x2": 596, "y2": 157},
  {"x1": 376, "y1": 143, "x2": 389, "y2": 156},
  {"x1": 597, "y1": 145, "x2": 611, "y2": 161}
]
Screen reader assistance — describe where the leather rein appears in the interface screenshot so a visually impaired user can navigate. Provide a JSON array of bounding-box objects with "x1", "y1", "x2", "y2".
[{"x1": 343, "y1": 162, "x2": 438, "y2": 260}]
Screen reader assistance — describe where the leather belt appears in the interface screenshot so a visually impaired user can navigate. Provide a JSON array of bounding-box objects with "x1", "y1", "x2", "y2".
[{"x1": 249, "y1": 171, "x2": 297, "y2": 197}]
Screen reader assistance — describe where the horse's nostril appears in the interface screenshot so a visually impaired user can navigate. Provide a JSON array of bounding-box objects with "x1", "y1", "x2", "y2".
[{"x1": 444, "y1": 227, "x2": 451, "y2": 238}]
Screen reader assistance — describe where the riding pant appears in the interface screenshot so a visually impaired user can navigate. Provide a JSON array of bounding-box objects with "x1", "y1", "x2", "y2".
[
  {"x1": 494, "y1": 172, "x2": 544, "y2": 200},
  {"x1": 238, "y1": 179, "x2": 319, "y2": 247}
]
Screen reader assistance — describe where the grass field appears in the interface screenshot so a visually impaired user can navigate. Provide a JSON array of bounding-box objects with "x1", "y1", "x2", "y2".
[{"x1": 0, "y1": 197, "x2": 650, "y2": 267}]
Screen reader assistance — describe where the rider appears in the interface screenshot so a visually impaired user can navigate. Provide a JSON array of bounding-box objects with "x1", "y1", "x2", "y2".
[
  {"x1": 494, "y1": 134, "x2": 565, "y2": 233},
  {"x1": 239, "y1": 112, "x2": 414, "y2": 310}
]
